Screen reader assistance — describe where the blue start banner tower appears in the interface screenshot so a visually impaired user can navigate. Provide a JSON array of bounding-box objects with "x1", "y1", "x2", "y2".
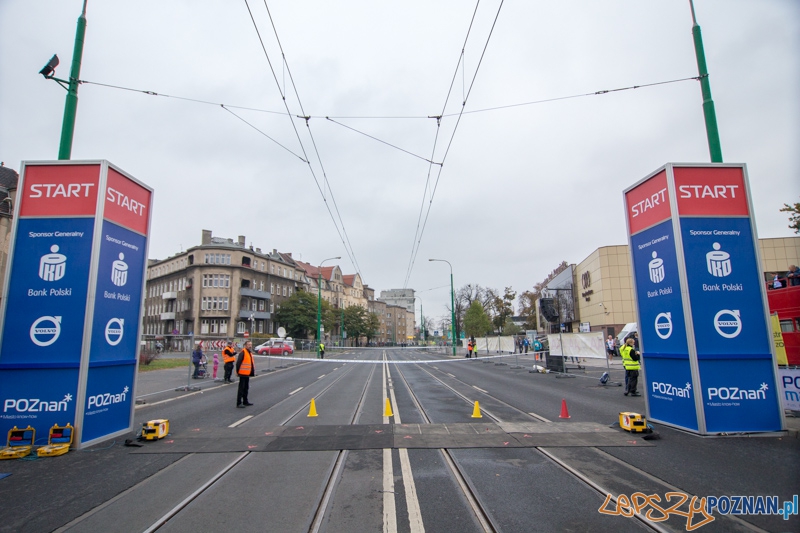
[
  {"x1": 624, "y1": 163, "x2": 783, "y2": 434},
  {"x1": 0, "y1": 161, "x2": 152, "y2": 448}
]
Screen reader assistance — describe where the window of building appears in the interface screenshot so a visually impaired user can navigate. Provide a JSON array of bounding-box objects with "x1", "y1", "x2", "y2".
[
  {"x1": 220, "y1": 321, "x2": 228, "y2": 334},
  {"x1": 271, "y1": 264, "x2": 275, "y2": 274},
  {"x1": 237, "y1": 322, "x2": 245, "y2": 334},
  {"x1": 251, "y1": 300, "x2": 257, "y2": 311},
  {"x1": 257, "y1": 321, "x2": 263, "y2": 334},
  {"x1": 270, "y1": 283, "x2": 275, "y2": 294},
  {"x1": 210, "y1": 321, "x2": 218, "y2": 334},
  {"x1": 283, "y1": 287, "x2": 287, "y2": 297},
  {"x1": 259, "y1": 300, "x2": 265, "y2": 311},
  {"x1": 242, "y1": 257, "x2": 251, "y2": 268},
  {"x1": 201, "y1": 320, "x2": 209, "y2": 334}
]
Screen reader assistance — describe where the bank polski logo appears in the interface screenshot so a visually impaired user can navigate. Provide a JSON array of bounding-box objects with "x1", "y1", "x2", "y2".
[
  {"x1": 654, "y1": 312, "x2": 672, "y2": 339},
  {"x1": 30, "y1": 315, "x2": 62, "y2": 346},
  {"x1": 648, "y1": 252, "x2": 665, "y2": 283},
  {"x1": 38, "y1": 245, "x2": 67, "y2": 281},
  {"x1": 714, "y1": 309, "x2": 741, "y2": 339},
  {"x1": 111, "y1": 253, "x2": 128, "y2": 287},
  {"x1": 706, "y1": 243, "x2": 732, "y2": 278},
  {"x1": 105, "y1": 318, "x2": 124, "y2": 346}
]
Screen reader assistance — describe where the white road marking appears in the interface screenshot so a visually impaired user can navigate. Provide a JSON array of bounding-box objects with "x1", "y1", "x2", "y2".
[
  {"x1": 472, "y1": 385, "x2": 488, "y2": 394},
  {"x1": 228, "y1": 415, "x2": 252, "y2": 428},
  {"x1": 382, "y1": 356, "x2": 398, "y2": 533},
  {"x1": 289, "y1": 387, "x2": 303, "y2": 395},
  {"x1": 386, "y1": 357, "x2": 425, "y2": 533},
  {"x1": 317, "y1": 375, "x2": 326, "y2": 379},
  {"x1": 528, "y1": 412, "x2": 552, "y2": 423},
  {"x1": 447, "y1": 373, "x2": 455, "y2": 378}
]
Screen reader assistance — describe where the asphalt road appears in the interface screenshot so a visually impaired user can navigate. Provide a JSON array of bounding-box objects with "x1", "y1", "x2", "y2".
[{"x1": 0, "y1": 347, "x2": 797, "y2": 533}]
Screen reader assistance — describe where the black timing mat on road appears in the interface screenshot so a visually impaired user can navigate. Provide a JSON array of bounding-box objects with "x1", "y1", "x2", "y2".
[{"x1": 130, "y1": 422, "x2": 654, "y2": 453}]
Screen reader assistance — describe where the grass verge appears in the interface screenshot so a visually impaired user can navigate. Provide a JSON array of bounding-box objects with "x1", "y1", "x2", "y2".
[{"x1": 138, "y1": 358, "x2": 191, "y2": 372}]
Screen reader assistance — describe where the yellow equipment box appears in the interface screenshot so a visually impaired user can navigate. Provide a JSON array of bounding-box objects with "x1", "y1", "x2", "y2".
[
  {"x1": 1, "y1": 426, "x2": 36, "y2": 460},
  {"x1": 37, "y1": 423, "x2": 74, "y2": 457},
  {"x1": 142, "y1": 419, "x2": 169, "y2": 440},
  {"x1": 619, "y1": 412, "x2": 647, "y2": 433}
]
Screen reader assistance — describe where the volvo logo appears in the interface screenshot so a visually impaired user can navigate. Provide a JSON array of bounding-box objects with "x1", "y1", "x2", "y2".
[
  {"x1": 30, "y1": 316, "x2": 62, "y2": 347},
  {"x1": 105, "y1": 318, "x2": 124, "y2": 346},
  {"x1": 654, "y1": 312, "x2": 672, "y2": 339},
  {"x1": 714, "y1": 309, "x2": 741, "y2": 339}
]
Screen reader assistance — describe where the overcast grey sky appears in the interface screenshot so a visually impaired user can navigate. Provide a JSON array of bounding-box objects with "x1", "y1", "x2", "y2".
[{"x1": 1, "y1": 1, "x2": 798, "y2": 324}]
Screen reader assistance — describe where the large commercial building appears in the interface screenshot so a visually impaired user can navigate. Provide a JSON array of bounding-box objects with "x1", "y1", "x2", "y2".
[
  {"x1": 378, "y1": 288, "x2": 416, "y2": 313},
  {"x1": 536, "y1": 237, "x2": 800, "y2": 340}
]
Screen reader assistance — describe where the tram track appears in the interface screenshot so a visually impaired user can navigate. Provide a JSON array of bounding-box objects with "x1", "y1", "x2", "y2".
[
  {"x1": 53, "y1": 349, "x2": 770, "y2": 533},
  {"x1": 390, "y1": 351, "x2": 679, "y2": 533}
]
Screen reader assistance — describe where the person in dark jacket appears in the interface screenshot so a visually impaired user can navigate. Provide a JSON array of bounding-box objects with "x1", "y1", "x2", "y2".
[{"x1": 191, "y1": 343, "x2": 205, "y2": 378}]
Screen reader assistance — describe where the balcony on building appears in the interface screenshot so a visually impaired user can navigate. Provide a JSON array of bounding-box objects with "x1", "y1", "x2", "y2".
[
  {"x1": 162, "y1": 291, "x2": 178, "y2": 300},
  {"x1": 240, "y1": 287, "x2": 271, "y2": 299},
  {"x1": 238, "y1": 310, "x2": 271, "y2": 320},
  {"x1": 160, "y1": 312, "x2": 176, "y2": 320}
]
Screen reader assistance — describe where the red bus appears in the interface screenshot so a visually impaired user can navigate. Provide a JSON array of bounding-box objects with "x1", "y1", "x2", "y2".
[{"x1": 766, "y1": 275, "x2": 800, "y2": 366}]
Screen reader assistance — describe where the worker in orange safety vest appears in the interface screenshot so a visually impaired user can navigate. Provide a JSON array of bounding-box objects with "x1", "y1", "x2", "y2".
[
  {"x1": 222, "y1": 341, "x2": 236, "y2": 383},
  {"x1": 236, "y1": 340, "x2": 255, "y2": 408}
]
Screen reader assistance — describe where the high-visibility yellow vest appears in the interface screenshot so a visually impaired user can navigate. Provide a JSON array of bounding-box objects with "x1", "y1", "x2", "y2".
[{"x1": 620, "y1": 345, "x2": 640, "y2": 371}]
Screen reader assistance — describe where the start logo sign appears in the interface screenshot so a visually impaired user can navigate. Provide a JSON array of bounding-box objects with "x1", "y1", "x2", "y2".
[
  {"x1": 0, "y1": 161, "x2": 152, "y2": 448},
  {"x1": 625, "y1": 164, "x2": 781, "y2": 435}
]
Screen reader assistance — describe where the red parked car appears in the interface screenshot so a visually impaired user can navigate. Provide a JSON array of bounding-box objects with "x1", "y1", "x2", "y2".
[{"x1": 255, "y1": 340, "x2": 294, "y2": 356}]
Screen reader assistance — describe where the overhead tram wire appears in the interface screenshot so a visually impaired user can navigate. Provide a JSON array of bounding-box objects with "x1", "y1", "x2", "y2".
[
  {"x1": 242, "y1": 0, "x2": 363, "y2": 277},
  {"x1": 325, "y1": 118, "x2": 442, "y2": 167},
  {"x1": 78, "y1": 75, "x2": 703, "y2": 124},
  {"x1": 403, "y1": 0, "x2": 506, "y2": 289},
  {"x1": 221, "y1": 105, "x2": 307, "y2": 162},
  {"x1": 403, "y1": 0, "x2": 483, "y2": 289},
  {"x1": 447, "y1": 75, "x2": 704, "y2": 117},
  {"x1": 258, "y1": 0, "x2": 364, "y2": 278}
]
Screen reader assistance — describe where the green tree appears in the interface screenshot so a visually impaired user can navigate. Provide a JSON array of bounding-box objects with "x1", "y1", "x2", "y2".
[
  {"x1": 275, "y1": 291, "x2": 334, "y2": 340},
  {"x1": 463, "y1": 300, "x2": 493, "y2": 338},
  {"x1": 780, "y1": 200, "x2": 800, "y2": 234},
  {"x1": 364, "y1": 312, "x2": 381, "y2": 344},
  {"x1": 343, "y1": 306, "x2": 368, "y2": 345},
  {"x1": 502, "y1": 317, "x2": 522, "y2": 335}
]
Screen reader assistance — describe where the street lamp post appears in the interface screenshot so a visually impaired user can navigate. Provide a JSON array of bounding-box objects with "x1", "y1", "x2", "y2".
[
  {"x1": 413, "y1": 295, "x2": 424, "y2": 344},
  {"x1": 317, "y1": 257, "x2": 340, "y2": 358},
  {"x1": 429, "y1": 259, "x2": 457, "y2": 357},
  {"x1": 39, "y1": 1, "x2": 88, "y2": 160}
]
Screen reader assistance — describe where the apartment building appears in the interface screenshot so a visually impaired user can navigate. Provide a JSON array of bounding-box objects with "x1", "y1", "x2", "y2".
[{"x1": 143, "y1": 230, "x2": 308, "y2": 345}]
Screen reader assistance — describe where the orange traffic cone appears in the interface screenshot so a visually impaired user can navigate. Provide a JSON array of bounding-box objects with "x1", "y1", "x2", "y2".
[
  {"x1": 307, "y1": 398, "x2": 318, "y2": 417},
  {"x1": 471, "y1": 401, "x2": 482, "y2": 418},
  {"x1": 559, "y1": 399, "x2": 571, "y2": 419},
  {"x1": 384, "y1": 398, "x2": 393, "y2": 417}
]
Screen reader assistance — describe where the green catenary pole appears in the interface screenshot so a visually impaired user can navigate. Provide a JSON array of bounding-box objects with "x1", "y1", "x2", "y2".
[
  {"x1": 59, "y1": 0, "x2": 88, "y2": 160},
  {"x1": 450, "y1": 272, "x2": 456, "y2": 357},
  {"x1": 689, "y1": 0, "x2": 723, "y2": 163}
]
